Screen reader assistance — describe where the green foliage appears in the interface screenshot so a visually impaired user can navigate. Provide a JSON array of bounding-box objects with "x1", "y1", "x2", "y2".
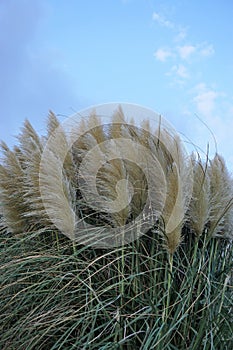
[{"x1": 0, "y1": 228, "x2": 232, "y2": 349}]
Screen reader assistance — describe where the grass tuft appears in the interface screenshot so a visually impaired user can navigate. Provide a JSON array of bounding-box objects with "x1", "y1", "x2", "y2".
[{"x1": 0, "y1": 107, "x2": 232, "y2": 349}]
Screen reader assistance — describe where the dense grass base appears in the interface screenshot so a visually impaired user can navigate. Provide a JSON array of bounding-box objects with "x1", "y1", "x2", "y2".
[{"x1": 0, "y1": 228, "x2": 232, "y2": 349}]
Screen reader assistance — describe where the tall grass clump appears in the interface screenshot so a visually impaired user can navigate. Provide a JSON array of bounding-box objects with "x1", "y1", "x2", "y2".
[{"x1": 0, "y1": 107, "x2": 232, "y2": 349}]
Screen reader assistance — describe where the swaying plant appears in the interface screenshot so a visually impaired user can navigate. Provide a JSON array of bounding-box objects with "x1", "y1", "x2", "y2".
[
  {"x1": 0, "y1": 107, "x2": 232, "y2": 349},
  {"x1": 187, "y1": 153, "x2": 210, "y2": 237}
]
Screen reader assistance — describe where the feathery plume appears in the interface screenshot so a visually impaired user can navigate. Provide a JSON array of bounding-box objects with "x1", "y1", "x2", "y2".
[
  {"x1": 46, "y1": 111, "x2": 75, "y2": 184},
  {"x1": 16, "y1": 120, "x2": 47, "y2": 229},
  {"x1": 1, "y1": 106, "x2": 232, "y2": 249},
  {"x1": 39, "y1": 112, "x2": 77, "y2": 237},
  {"x1": 207, "y1": 154, "x2": 233, "y2": 239},
  {"x1": 0, "y1": 142, "x2": 28, "y2": 232},
  {"x1": 187, "y1": 154, "x2": 210, "y2": 236},
  {"x1": 156, "y1": 130, "x2": 192, "y2": 254}
]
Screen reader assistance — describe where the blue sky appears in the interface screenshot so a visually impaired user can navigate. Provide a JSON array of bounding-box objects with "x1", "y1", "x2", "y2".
[{"x1": 1, "y1": 0, "x2": 233, "y2": 169}]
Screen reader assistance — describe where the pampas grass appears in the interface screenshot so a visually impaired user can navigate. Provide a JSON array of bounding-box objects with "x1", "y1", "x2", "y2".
[
  {"x1": 0, "y1": 141, "x2": 28, "y2": 233},
  {"x1": 207, "y1": 154, "x2": 233, "y2": 239},
  {"x1": 157, "y1": 131, "x2": 192, "y2": 254},
  {"x1": 187, "y1": 153, "x2": 210, "y2": 237},
  {"x1": 0, "y1": 107, "x2": 232, "y2": 349}
]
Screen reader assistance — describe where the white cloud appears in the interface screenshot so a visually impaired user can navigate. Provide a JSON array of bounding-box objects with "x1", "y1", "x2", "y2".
[
  {"x1": 174, "y1": 27, "x2": 187, "y2": 42},
  {"x1": 172, "y1": 64, "x2": 189, "y2": 79},
  {"x1": 193, "y1": 83, "x2": 219, "y2": 116},
  {"x1": 154, "y1": 42, "x2": 214, "y2": 65},
  {"x1": 176, "y1": 43, "x2": 214, "y2": 61},
  {"x1": 186, "y1": 85, "x2": 233, "y2": 170},
  {"x1": 154, "y1": 48, "x2": 173, "y2": 62},
  {"x1": 166, "y1": 64, "x2": 189, "y2": 85},
  {"x1": 199, "y1": 44, "x2": 215, "y2": 57},
  {"x1": 152, "y1": 12, "x2": 174, "y2": 28},
  {"x1": 178, "y1": 45, "x2": 196, "y2": 60}
]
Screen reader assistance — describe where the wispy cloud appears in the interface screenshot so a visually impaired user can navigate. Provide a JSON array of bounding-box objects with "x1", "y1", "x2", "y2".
[
  {"x1": 154, "y1": 43, "x2": 214, "y2": 64},
  {"x1": 152, "y1": 10, "x2": 215, "y2": 86},
  {"x1": 166, "y1": 64, "x2": 189, "y2": 85},
  {"x1": 193, "y1": 83, "x2": 219, "y2": 117},
  {"x1": 152, "y1": 12, "x2": 174, "y2": 28},
  {"x1": 174, "y1": 27, "x2": 187, "y2": 42},
  {"x1": 177, "y1": 43, "x2": 214, "y2": 60},
  {"x1": 178, "y1": 45, "x2": 196, "y2": 60},
  {"x1": 151, "y1": 7, "x2": 232, "y2": 169},
  {"x1": 187, "y1": 83, "x2": 233, "y2": 169},
  {"x1": 199, "y1": 44, "x2": 215, "y2": 57},
  {"x1": 172, "y1": 64, "x2": 189, "y2": 79},
  {"x1": 153, "y1": 48, "x2": 173, "y2": 62}
]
